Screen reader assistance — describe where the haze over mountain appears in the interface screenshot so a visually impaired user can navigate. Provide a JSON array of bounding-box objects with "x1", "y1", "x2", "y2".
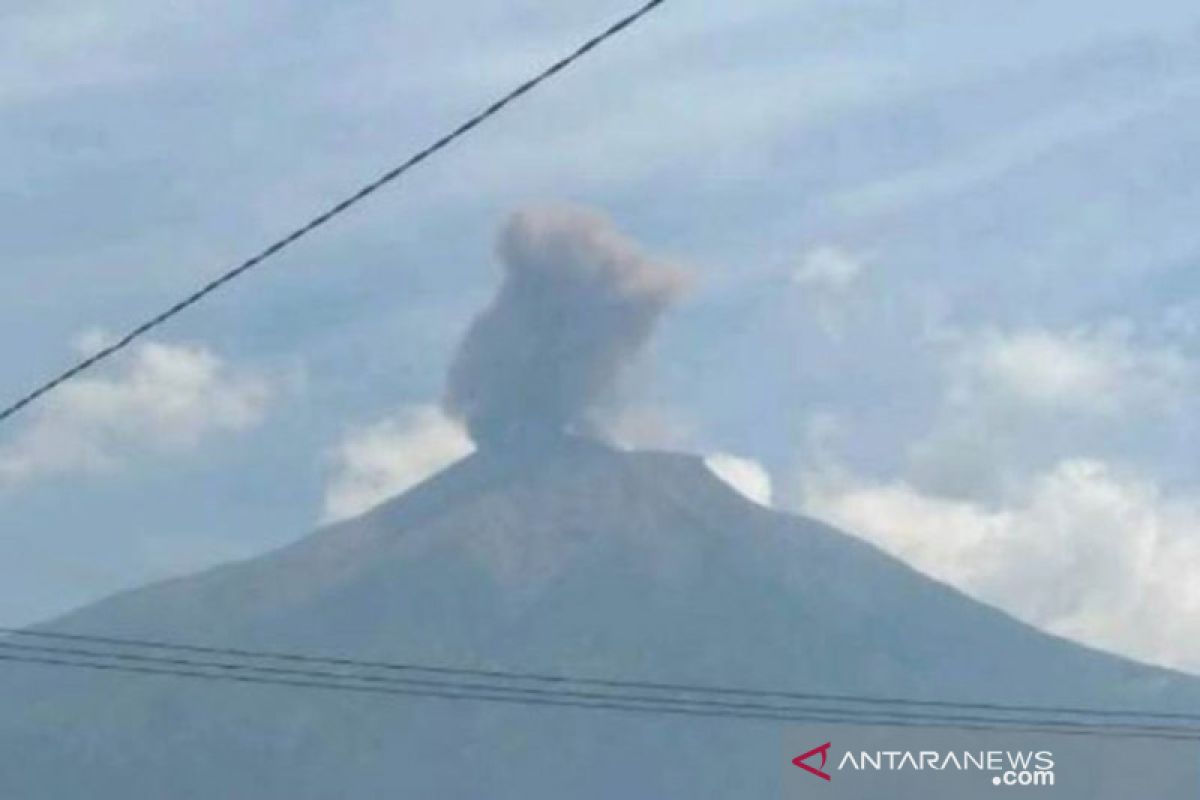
[
  {"x1": 6, "y1": 1, "x2": 1200, "y2": 678},
  {"x1": 2, "y1": 208, "x2": 1196, "y2": 797}
]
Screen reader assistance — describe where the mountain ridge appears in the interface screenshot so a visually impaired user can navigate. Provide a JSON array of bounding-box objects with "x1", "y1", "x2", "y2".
[
  {"x1": 30, "y1": 439, "x2": 1200, "y2": 700},
  {"x1": 2, "y1": 440, "x2": 1197, "y2": 798}
]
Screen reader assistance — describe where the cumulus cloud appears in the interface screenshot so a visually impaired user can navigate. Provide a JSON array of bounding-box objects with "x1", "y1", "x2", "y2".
[
  {"x1": 791, "y1": 245, "x2": 868, "y2": 336},
  {"x1": 322, "y1": 406, "x2": 474, "y2": 523},
  {"x1": 792, "y1": 245, "x2": 865, "y2": 292},
  {"x1": 962, "y1": 325, "x2": 1193, "y2": 415},
  {"x1": 908, "y1": 324, "x2": 1196, "y2": 500},
  {"x1": 791, "y1": 320, "x2": 1200, "y2": 671},
  {"x1": 444, "y1": 205, "x2": 689, "y2": 448},
  {"x1": 0, "y1": 338, "x2": 272, "y2": 485},
  {"x1": 801, "y1": 459, "x2": 1200, "y2": 673},
  {"x1": 705, "y1": 453, "x2": 773, "y2": 506}
]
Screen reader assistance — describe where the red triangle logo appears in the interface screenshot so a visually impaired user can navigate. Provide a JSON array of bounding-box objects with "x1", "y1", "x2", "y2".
[{"x1": 792, "y1": 742, "x2": 832, "y2": 781}]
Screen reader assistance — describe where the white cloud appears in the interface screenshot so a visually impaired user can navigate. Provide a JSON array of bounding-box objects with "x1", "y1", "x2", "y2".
[
  {"x1": 964, "y1": 326, "x2": 1193, "y2": 415},
  {"x1": 801, "y1": 459, "x2": 1200, "y2": 673},
  {"x1": 793, "y1": 245, "x2": 865, "y2": 292},
  {"x1": 790, "y1": 245, "x2": 869, "y2": 337},
  {"x1": 0, "y1": 339, "x2": 272, "y2": 485},
  {"x1": 788, "y1": 318, "x2": 1200, "y2": 672},
  {"x1": 705, "y1": 453, "x2": 773, "y2": 507},
  {"x1": 322, "y1": 406, "x2": 474, "y2": 523},
  {"x1": 906, "y1": 324, "x2": 1197, "y2": 500}
]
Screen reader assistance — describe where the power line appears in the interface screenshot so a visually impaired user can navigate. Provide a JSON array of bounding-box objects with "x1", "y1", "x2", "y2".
[
  {"x1": 5, "y1": 639, "x2": 1196, "y2": 738},
  {"x1": 3, "y1": 628, "x2": 1199, "y2": 733},
  {"x1": 3, "y1": 649, "x2": 1200, "y2": 741},
  {"x1": 0, "y1": 0, "x2": 668, "y2": 427},
  {"x1": 5, "y1": 628, "x2": 1197, "y2": 724}
]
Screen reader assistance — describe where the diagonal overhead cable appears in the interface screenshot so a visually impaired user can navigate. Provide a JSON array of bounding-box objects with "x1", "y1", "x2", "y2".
[{"x1": 0, "y1": 0, "x2": 667, "y2": 426}]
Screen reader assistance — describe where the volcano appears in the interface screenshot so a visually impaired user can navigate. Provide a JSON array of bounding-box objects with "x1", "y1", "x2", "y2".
[{"x1": 2, "y1": 435, "x2": 1198, "y2": 797}]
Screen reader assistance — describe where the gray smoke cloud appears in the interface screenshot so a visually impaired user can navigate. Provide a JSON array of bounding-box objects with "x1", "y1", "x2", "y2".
[{"x1": 445, "y1": 205, "x2": 688, "y2": 448}]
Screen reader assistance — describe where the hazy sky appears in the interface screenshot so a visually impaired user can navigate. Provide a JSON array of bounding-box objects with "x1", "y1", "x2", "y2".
[{"x1": 3, "y1": 0, "x2": 1199, "y2": 672}]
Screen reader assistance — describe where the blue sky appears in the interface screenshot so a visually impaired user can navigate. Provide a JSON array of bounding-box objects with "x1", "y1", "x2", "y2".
[{"x1": 3, "y1": 0, "x2": 1200, "y2": 671}]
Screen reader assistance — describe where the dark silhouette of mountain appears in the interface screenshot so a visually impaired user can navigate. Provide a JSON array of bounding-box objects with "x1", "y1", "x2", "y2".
[{"x1": 2, "y1": 437, "x2": 1197, "y2": 797}]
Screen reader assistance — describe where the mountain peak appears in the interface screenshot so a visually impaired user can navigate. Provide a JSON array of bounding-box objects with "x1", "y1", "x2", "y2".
[{"x1": 4, "y1": 440, "x2": 1198, "y2": 798}]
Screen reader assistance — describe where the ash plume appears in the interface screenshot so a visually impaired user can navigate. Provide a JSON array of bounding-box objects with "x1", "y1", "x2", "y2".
[{"x1": 445, "y1": 205, "x2": 688, "y2": 448}]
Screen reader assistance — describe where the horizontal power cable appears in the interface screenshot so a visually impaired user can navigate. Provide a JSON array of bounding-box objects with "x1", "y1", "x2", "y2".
[
  {"x1": 3, "y1": 649, "x2": 1200, "y2": 741},
  {"x1": 3, "y1": 626, "x2": 1197, "y2": 727},
  {"x1": 2, "y1": 637, "x2": 1199, "y2": 740},
  {"x1": 3, "y1": 639, "x2": 1194, "y2": 737},
  {"x1": 0, "y1": 0, "x2": 667, "y2": 426}
]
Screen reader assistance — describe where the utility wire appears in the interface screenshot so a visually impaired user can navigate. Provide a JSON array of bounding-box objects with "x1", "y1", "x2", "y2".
[
  {"x1": 3, "y1": 649, "x2": 1200, "y2": 742},
  {"x1": 0, "y1": 0, "x2": 667, "y2": 426},
  {"x1": 4, "y1": 627, "x2": 1197, "y2": 724},
  {"x1": 3, "y1": 629, "x2": 1199, "y2": 734},
  {"x1": 5, "y1": 639, "x2": 1197, "y2": 738}
]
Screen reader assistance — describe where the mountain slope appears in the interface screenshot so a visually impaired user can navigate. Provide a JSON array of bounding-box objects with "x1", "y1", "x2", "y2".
[{"x1": 1, "y1": 438, "x2": 1196, "y2": 797}]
